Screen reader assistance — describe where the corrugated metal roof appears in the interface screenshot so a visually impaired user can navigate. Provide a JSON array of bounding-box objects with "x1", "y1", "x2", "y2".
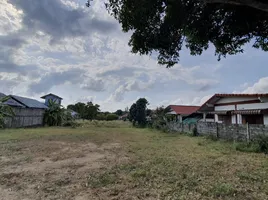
[
  {"x1": 0, "y1": 93, "x2": 5, "y2": 98},
  {"x1": 0, "y1": 93, "x2": 25, "y2": 107},
  {"x1": 10, "y1": 95, "x2": 47, "y2": 109},
  {"x1": 232, "y1": 109, "x2": 268, "y2": 115},
  {"x1": 40, "y1": 93, "x2": 63, "y2": 100}
]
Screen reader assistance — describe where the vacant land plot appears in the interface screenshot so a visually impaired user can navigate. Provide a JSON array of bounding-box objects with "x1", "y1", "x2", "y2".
[{"x1": 0, "y1": 121, "x2": 268, "y2": 200}]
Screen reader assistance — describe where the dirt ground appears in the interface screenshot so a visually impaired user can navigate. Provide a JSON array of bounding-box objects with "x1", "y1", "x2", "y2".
[
  {"x1": 0, "y1": 139, "x2": 127, "y2": 200},
  {"x1": 1, "y1": 124, "x2": 268, "y2": 200}
]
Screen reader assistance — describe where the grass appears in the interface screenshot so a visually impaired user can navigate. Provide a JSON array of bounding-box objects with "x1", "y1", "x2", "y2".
[{"x1": 1, "y1": 120, "x2": 268, "y2": 199}]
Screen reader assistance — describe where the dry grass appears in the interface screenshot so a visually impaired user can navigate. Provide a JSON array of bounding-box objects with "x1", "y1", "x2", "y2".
[{"x1": 0, "y1": 121, "x2": 268, "y2": 200}]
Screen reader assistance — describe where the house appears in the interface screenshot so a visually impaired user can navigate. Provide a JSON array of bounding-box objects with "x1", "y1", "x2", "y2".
[
  {"x1": 1, "y1": 93, "x2": 62, "y2": 128},
  {"x1": 67, "y1": 109, "x2": 79, "y2": 119},
  {"x1": 165, "y1": 105, "x2": 200, "y2": 122},
  {"x1": 119, "y1": 113, "x2": 128, "y2": 121},
  {"x1": 198, "y1": 93, "x2": 268, "y2": 125},
  {"x1": 41, "y1": 93, "x2": 63, "y2": 106},
  {"x1": 0, "y1": 93, "x2": 25, "y2": 108}
]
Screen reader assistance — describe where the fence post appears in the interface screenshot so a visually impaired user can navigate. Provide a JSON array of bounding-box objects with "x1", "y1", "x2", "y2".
[
  {"x1": 246, "y1": 123, "x2": 250, "y2": 143},
  {"x1": 182, "y1": 122, "x2": 184, "y2": 133},
  {"x1": 216, "y1": 122, "x2": 219, "y2": 138}
]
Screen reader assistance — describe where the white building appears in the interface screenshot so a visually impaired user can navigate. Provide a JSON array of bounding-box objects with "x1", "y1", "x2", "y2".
[{"x1": 198, "y1": 94, "x2": 268, "y2": 125}]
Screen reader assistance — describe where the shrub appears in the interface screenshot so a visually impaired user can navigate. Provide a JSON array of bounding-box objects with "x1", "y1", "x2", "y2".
[
  {"x1": 0, "y1": 96, "x2": 15, "y2": 128},
  {"x1": 254, "y1": 134, "x2": 268, "y2": 154},
  {"x1": 0, "y1": 115, "x2": 5, "y2": 129},
  {"x1": 211, "y1": 183, "x2": 236, "y2": 197},
  {"x1": 152, "y1": 119, "x2": 168, "y2": 132},
  {"x1": 235, "y1": 142, "x2": 260, "y2": 153},
  {"x1": 235, "y1": 135, "x2": 268, "y2": 154},
  {"x1": 192, "y1": 127, "x2": 198, "y2": 137},
  {"x1": 62, "y1": 120, "x2": 79, "y2": 128},
  {"x1": 106, "y1": 114, "x2": 118, "y2": 121},
  {"x1": 96, "y1": 114, "x2": 107, "y2": 121}
]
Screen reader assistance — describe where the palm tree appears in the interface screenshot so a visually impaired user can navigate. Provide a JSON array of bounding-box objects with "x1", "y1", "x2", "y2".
[
  {"x1": 43, "y1": 99, "x2": 65, "y2": 126},
  {"x1": 0, "y1": 96, "x2": 15, "y2": 128}
]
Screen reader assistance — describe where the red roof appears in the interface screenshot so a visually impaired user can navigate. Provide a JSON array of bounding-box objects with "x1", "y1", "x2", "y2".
[
  {"x1": 214, "y1": 93, "x2": 268, "y2": 97},
  {"x1": 168, "y1": 105, "x2": 200, "y2": 115}
]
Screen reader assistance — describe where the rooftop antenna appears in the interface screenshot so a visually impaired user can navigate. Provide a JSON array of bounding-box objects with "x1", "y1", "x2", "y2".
[{"x1": 86, "y1": 0, "x2": 93, "y2": 7}]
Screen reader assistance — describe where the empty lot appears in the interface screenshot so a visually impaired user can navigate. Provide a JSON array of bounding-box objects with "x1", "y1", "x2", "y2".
[{"x1": 0, "y1": 121, "x2": 268, "y2": 200}]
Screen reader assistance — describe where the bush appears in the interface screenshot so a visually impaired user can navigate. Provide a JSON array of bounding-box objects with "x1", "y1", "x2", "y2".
[
  {"x1": 235, "y1": 135, "x2": 268, "y2": 154},
  {"x1": 192, "y1": 127, "x2": 198, "y2": 137},
  {"x1": 96, "y1": 114, "x2": 107, "y2": 121},
  {"x1": 106, "y1": 114, "x2": 118, "y2": 121},
  {"x1": 254, "y1": 134, "x2": 268, "y2": 154},
  {"x1": 0, "y1": 115, "x2": 5, "y2": 128},
  {"x1": 152, "y1": 119, "x2": 168, "y2": 132},
  {"x1": 62, "y1": 121, "x2": 79, "y2": 128},
  {"x1": 235, "y1": 142, "x2": 260, "y2": 153}
]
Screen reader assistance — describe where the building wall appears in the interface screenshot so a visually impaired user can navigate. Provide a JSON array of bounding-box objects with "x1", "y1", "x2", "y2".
[
  {"x1": 215, "y1": 105, "x2": 235, "y2": 111},
  {"x1": 45, "y1": 95, "x2": 61, "y2": 105},
  {"x1": 231, "y1": 115, "x2": 236, "y2": 124},
  {"x1": 216, "y1": 97, "x2": 257, "y2": 104},
  {"x1": 264, "y1": 115, "x2": 268, "y2": 125},
  {"x1": 237, "y1": 102, "x2": 268, "y2": 110},
  {"x1": 237, "y1": 114, "x2": 242, "y2": 124},
  {"x1": 5, "y1": 107, "x2": 45, "y2": 128},
  {"x1": 260, "y1": 97, "x2": 268, "y2": 102}
]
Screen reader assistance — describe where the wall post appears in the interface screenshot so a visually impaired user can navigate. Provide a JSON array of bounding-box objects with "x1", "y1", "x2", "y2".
[
  {"x1": 216, "y1": 122, "x2": 219, "y2": 138},
  {"x1": 246, "y1": 123, "x2": 250, "y2": 143}
]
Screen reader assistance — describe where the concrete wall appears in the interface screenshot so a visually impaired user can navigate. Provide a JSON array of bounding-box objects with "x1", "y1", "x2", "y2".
[{"x1": 168, "y1": 122, "x2": 268, "y2": 142}]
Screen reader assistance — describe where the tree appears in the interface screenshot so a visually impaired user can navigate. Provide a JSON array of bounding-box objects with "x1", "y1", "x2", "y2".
[
  {"x1": 67, "y1": 101, "x2": 100, "y2": 120},
  {"x1": 106, "y1": 114, "x2": 119, "y2": 121},
  {"x1": 105, "y1": 0, "x2": 268, "y2": 67},
  {"x1": 146, "y1": 109, "x2": 152, "y2": 117},
  {"x1": 43, "y1": 99, "x2": 65, "y2": 126},
  {"x1": 84, "y1": 102, "x2": 100, "y2": 120},
  {"x1": 67, "y1": 102, "x2": 87, "y2": 119},
  {"x1": 115, "y1": 109, "x2": 124, "y2": 116},
  {"x1": 129, "y1": 98, "x2": 149, "y2": 126},
  {"x1": 129, "y1": 103, "x2": 137, "y2": 123},
  {"x1": 0, "y1": 96, "x2": 14, "y2": 128}
]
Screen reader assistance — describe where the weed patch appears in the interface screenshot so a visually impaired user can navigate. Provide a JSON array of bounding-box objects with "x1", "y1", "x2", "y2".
[{"x1": 211, "y1": 183, "x2": 236, "y2": 197}]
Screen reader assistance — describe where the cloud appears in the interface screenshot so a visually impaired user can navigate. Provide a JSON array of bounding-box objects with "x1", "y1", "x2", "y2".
[
  {"x1": 80, "y1": 79, "x2": 105, "y2": 92},
  {"x1": 108, "y1": 79, "x2": 155, "y2": 102},
  {"x1": 0, "y1": 73, "x2": 24, "y2": 94},
  {"x1": 8, "y1": 0, "x2": 118, "y2": 43},
  {"x1": 0, "y1": 0, "x2": 240, "y2": 113},
  {"x1": 242, "y1": 77, "x2": 268, "y2": 93},
  {"x1": 191, "y1": 95, "x2": 212, "y2": 106},
  {"x1": 28, "y1": 68, "x2": 106, "y2": 94}
]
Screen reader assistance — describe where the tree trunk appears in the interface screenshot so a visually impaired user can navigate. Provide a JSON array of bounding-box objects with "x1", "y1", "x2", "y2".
[{"x1": 204, "y1": 0, "x2": 268, "y2": 13}]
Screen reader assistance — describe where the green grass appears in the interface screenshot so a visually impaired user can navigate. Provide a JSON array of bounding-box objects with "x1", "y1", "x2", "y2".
[{"x1": 1, "y1": 121, "x2": 268, "y2": 199}]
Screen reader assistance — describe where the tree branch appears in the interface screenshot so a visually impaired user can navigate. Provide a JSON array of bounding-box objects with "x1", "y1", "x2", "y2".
[{"x1": 204, "y1": 0, "x2": 268, "y2": 13}]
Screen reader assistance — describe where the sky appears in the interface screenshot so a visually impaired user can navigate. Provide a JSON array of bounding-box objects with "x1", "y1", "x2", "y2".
[{"x1": 1, "y1": 0, "x2": 268, "y2": 112}]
